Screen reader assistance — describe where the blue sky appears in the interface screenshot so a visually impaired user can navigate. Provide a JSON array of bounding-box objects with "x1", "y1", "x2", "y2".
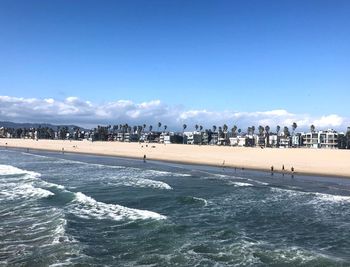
[{"x1": 0, "y1": 0, "x2": 349, "y2": 129}]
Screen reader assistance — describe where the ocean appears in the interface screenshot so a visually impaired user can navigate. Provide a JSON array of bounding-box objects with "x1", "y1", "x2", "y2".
[{"x1": 1, "y1": 148, "x2": 350, "y2": 266}]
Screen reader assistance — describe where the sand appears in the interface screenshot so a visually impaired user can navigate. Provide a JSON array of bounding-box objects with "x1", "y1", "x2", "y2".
[{"x1": 1, "y1": 138, "x2": 350, "y2": 178}]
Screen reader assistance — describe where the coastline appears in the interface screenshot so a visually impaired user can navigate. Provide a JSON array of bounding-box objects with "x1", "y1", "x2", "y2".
[{"x1": 1, "y1": 138, "x2": 350, "y2": 178}]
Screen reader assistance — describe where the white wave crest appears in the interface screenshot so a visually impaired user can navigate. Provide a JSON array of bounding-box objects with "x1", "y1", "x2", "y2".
[
  {"x1": 111, "y1": 178, "x2": 172, "y2": 190},
  {"x1": 70, "y1": 192, "x2": 166, "y2": 221},
  {"x1": 313, "y1": 192, "x2": 350, "y2": 203},
  {"x1": 192, "y1": 197, "x2": 208, "y2": 206},
  {"x1": 0, "y1": 183, "x2": 54, "y2": 200},
  {"x1": 228, "y1": 181, "x2": 253, "y2": 187},
  {"x1": 0, "y1": 164, "x2": 40, "y2": 177},
  {"x1": 39, "y1": 180, "x2": 66, "y2": 190}
]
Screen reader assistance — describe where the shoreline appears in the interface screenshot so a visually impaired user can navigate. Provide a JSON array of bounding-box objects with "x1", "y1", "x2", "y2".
[{"x1": 1, "y1": 138, "x2": 350, "y2": 179}]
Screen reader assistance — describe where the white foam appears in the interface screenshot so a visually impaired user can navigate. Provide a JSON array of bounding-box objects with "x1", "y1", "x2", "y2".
[
  {"x1": 271, "y1": 187, "x2": 350, "y2": 204},
  {"x1": 70, "y1": 192, "x2": 166, "y2": 221},
  {"x1": 111, "y1": 178, "x2": 172, "y2": 190},
  {"x1": 192, "y1": 197, "x2": 208, "y2": 206},
  {"x1": 228, "y1": 181, "x2": 253, "y2": 187},
  {"x1": 0, "y1": 164, "x2": 40, "y2": 177},
  {"x1": 39, "y1": 180, "x2": 65, "y2": 190},
  {"x1": 21, "y1": 152, "x2": 51, "y2": 159},
  {"x1": 313, "y1": 192, "x2": 350, "y2": 203},
  {"x1": 0, "y1": 183, "x2": 54, "y2": 200}
]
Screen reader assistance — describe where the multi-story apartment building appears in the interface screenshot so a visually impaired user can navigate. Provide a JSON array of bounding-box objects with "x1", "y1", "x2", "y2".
[{"x1": 302, "y1": 129, "x2": 338, "y2": 149}]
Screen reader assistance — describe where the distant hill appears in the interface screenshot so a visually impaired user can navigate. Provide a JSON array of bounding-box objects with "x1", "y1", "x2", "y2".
[{"x1": 0, "y1": 121, "x2": 86, "y2": 131}]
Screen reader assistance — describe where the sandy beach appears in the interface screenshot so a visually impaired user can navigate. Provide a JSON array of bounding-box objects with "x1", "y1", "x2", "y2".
[{"x1": 1, "y1": 138, "x2": 350, "y2": 178}]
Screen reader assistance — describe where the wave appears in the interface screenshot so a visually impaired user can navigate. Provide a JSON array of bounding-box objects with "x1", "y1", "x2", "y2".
[
  {"x1": 270, "y1": 187, "x2": 350, "y2": 204},
  {"x1": 0, "y1": 183, "x2": 54, "y2": 201},
  {"x1": 192, "y1": 197, "x2": 208, "y2": 206},
  {"x1": 313, "y1": 192, "x2": 350, "y2": 203},
  {"x1": 0, "y1": 164, "x2": 41, "y2": 177},
  {"x1": 69, "y1": 192, "x2": 166, "y2": 221},
  {"x1": 110, "y1": 177, "x2": 172, "y2": 190},
  {"x1": 0, "y1": 164, "x2": 55, "y2": 201},
  {"x1": 178, "y1": 196, "x2": 208, "y2": 206},
  {"x1": 228, "y1": 181, "x2": 253, "y2": 187},
  {"x1": 21, "y1": 152, "x2": 52, "y2": 159},
  {"x1": 39, "y1": 180, "x2": 66, "y2": 190}
]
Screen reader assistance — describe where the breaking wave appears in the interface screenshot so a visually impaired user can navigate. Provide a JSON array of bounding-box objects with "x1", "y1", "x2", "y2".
[
  {"x1": 110, "y1": 177, "x2": 172, "y2": 190},
  {"x1": 69, "y1": 192, "x2": 166, "y2": 221},
  {"x1": 228, "y1": 181, "x2": 254, "y2": 187},
  {"x1": 0, "y1": 164, "x2": 41, "y2": 177}
]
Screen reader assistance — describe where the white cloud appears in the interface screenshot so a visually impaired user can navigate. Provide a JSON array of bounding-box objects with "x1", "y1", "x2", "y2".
[
  {"x1": 312, "y1": 114, "x2": 344, "y2": 128},
  {"x1": 0, "y1": 95, "x2": 348, "y2": 131}
]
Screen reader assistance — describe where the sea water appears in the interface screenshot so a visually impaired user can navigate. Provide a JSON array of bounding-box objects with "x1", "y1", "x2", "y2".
[{"x1": 1, "y1": 148, "x2": 350, "y2": 266}]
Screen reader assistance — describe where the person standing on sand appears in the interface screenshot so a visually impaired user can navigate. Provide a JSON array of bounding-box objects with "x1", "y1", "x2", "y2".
[{"x1": 143, "y1": 154, "x2": 146, "y2": 163}]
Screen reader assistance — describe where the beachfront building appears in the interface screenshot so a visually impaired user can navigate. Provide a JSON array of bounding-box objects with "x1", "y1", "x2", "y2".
[
  {"x1": 292, "y1": 133, "x2": 303, "y2": 148},
  {"x1": 302, "y1": 129, "x2": 336, "y2": 148},
  {"x1": 258, "y1": 135, "x2": 266, "y2": 147},
  {"x1": 302, "y1": 132, "x2": 318, "y2": 148},
  {"x1": 184, "y1": 131, "x2": 202, "y2": 145},
  {"x1": 229, "y1": 136, "x2": 246, "y2": 147},
  {"x1": 266, "y1": 134, "x2": 278, "y2": 147},
  {"x1": 302, "y1": 129, "x2": 338, "y2": 149},
  {"x1": 278, "y1": 136, "x2": 291, "y2": 148},
  {"x1": 209, "y1": 132, "x2": 218, "y2": 145},
  {"x1": 244, "y1": 134, "x2": 257, "y2": 147},
  {"x1": 116, "y1": 132, "x2": 124, "y2": 142},
  {"x1": 201, "y1": 131, "x2": 209, "y2": 145}
]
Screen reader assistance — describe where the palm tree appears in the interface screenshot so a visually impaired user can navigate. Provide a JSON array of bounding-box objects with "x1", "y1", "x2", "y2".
[
  {"x1": 292, "y1": 122, "x2": 297, "y2": 135},
  {"x1": 212, "y1": 125, "x2": 217, "y2": 133},
  {"x1": 232, "y1": 125, "x2": 238, "y2": 137},
  {"x1": 149, "y1": 125, "x2": 153, "y2": 132},
  {"x1": 195, "y1": 124, "x2": 199, "y2": 131},
  {"x1": 310, "y1": 124, "x2": 315, "y2": 133},
  {"x1": 238, "y1": 128, "x2": 242, "y2": 135},
  {"x1": 275, "y1": 125, "x2": 280, "y2": 147},
  {"x1": 164, "y1": 125, "x2": 167, "y2": 132},
  {"x1": 223, "y1": 124, "x2": 228, "y2": 144},
  {"x1": 199, "y1": 125, "x2": 203, "y2": 132},
  {"x1": 183, "y1": 124, "x2": 187, "y2": 144},
  {"x1": 283, "y1": 126, "x2": 290, "y2": 137},
  {"x1": 258, "y1": 125, "x2": 264, "y2": 136},
  {"x1": 265, "y1": 125, "x2": 270, "y2": 147},
  {"x1": 247, "y1": 126, "x2": 252, "y2": 136},
  {"x1": 158, "y1": 122, "x2": 162, "y2": 132}
]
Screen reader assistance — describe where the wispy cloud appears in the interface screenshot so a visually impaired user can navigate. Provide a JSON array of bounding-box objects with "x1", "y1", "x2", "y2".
[{"x1": 0, "y1": 96, "x2": 348, "y2": 131}]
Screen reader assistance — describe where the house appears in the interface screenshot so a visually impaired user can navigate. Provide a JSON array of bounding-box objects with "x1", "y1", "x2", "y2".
[
  {"x1": 302, "y1": 129, "x2": 338, "y2": 149},
  {"x1": 292, "y1": 133, "x2": 303, "y2": 147},
  {"x1": 266, "y1": 134, "x2": 278, "y2": 147},
  {"x1": 302, "y1": 132, "x2": 318, "y2": 148},
  {"x1": 209, "y1": 132, "x2": 218, "y2": 145},
  {"x1": 229, "y1": 136, "x2": 246, "y2": 147},
  {"x1": 185, "y1": 131, "x2": 202, "y2": 145},
  {"x1": 279, "y1": 136, "x2": 291, "y2": 148}
]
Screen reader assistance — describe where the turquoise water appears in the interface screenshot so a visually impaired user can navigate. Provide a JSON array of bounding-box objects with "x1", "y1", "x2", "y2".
[{"x1": 1, "y1": 148, "x2": 350, "y2": 266}]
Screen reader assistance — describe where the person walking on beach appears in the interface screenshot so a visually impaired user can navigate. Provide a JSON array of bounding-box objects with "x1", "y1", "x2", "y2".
[
  {"x1": 271, "y1": 165, "x2": 274, "y2": 175},
  {"x1": 143, "y1": 154, "x2": 146, "y2": 163}
]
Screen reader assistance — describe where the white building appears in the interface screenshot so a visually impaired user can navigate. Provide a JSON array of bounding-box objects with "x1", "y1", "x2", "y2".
[
  {"x1": 229, "y1": 136, "x2": 246, "y2": 147},
  {"x1": 185, "y1": 131, "x2": 202, "y2": 145},
  {"x1": 302, "y1": 129, "x2": 338, "y2": 149}
]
